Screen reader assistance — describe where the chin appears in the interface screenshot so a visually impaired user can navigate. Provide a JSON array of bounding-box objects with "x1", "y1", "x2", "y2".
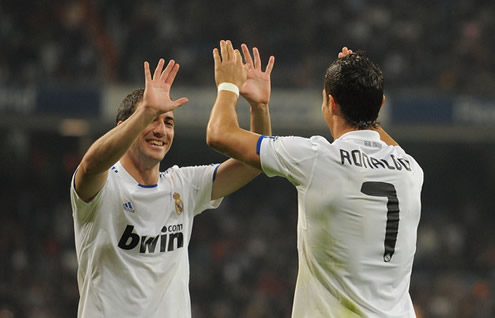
[
  {"x1": 151, "y1": 152, "x2": 166, "y2": 162},
  {"x1": 141, "y1": 150, "x2": 165, "y2": 164}
]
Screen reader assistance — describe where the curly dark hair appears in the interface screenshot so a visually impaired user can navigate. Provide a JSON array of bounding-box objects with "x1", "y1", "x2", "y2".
[
  {"x1": 116, "y1": 88, "x2": 144, "y2": 124},
  {"x1": 324, "y1": 51, "x2": 384, "y2": 129}
]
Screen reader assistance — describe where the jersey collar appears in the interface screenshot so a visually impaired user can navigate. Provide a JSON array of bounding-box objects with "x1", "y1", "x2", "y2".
[
  {"x1": 337, "y1": 130, "x2": 381, "y2": 141},
  {"x1": 115, "y1": 161, "x2": 159, "y2": 188}
]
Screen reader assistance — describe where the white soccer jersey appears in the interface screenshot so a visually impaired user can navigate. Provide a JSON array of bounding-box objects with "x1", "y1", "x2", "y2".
[
  {"x1": 259, "y1": 130, "x2": 423, "y2": 318},
  {"x1": 70, "y1": 161, "x2": 222, "y2": 318}
]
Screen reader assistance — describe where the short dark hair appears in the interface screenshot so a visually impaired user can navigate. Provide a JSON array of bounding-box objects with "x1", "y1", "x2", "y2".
[
  {"x1": 324, "y1": 52, "x2": 384, "y2": 129},
  {"x1": 116, "y1": 88, "x2": 144, "y2": 124}
]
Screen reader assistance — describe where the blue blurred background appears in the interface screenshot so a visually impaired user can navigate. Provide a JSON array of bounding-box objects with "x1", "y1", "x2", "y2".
[{"x1": 1, "y1": 0, "x2": 495, "y2": 317}]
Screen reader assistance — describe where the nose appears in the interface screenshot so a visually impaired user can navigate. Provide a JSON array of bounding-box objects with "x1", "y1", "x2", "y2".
[{"x1": 152, "y1": 120, "x2": 167, "y2": 137}]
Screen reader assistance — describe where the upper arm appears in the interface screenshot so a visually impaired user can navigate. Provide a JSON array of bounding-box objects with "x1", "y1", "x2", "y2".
[
  {"x1": 209, "y1": 132, "x2": 264, "y2": 200},
  {"x1": 375, "y1": 126, "x2": 399, "y2": 146},
  {"x1": 207, "y1": 127, "x2": 262, "y2": 169},
  {"x1": 211, "y1": 158, "x2": 261, "y2": 200},
  {"x1": 74, "y1": 164, "x2": 108, "y2": 203}
]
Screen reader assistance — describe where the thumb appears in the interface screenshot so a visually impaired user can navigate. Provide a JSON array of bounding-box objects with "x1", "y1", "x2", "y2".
[{"x1": 171, "y1": 97, "x2": 189, "y2": 110}]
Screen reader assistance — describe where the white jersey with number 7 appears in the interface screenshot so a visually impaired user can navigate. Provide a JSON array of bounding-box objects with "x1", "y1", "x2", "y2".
[{"x1": 259, "y1": 130, "x2": 423, "y2": 318}]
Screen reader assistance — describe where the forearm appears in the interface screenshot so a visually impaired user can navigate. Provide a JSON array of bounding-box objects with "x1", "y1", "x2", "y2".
[
  {"x1": 249, "y1": 102, "x2": 271, "y2": 136},
  {"x1": 207, "y1": 91, "x2": 262, "y2": 169},
  {"x1": 81, "y1": 106, "x2": 156, "y2": 175},
  {"x1": 207, "y1": 91, "x2": 241, "y2": 152}
]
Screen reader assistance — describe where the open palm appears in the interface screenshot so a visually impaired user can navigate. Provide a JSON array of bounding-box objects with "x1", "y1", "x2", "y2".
[
  {"x1": 143, "y1": 59, "x2": 188, "y2": 115},
  {"x1": 240, "y1": 44, "x2": 275, "y2": 106}
]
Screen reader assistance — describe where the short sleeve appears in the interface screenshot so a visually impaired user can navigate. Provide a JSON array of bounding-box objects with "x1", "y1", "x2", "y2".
[
  {"x1": 259, "y1": 136, "x2": 320, "y2": 186},
  {"x1": 397, "y1": 146, "x2": 424, "y2": 187},
  {"x1": 177, "y1": 164, "x2": 223, "y2": 215},
  {"x1": 70, "y1": 169, "x2": 106, "y2": 224}
]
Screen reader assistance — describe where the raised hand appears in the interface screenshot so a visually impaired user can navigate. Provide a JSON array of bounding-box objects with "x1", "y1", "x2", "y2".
[
  {"x1": 338, "y1": 47, "x2": 354, "y2": 58},
  {"x1": 142, "y1": 59, "x2": 188, "y2": 115},
  {"x1": 213, "y1": 40, "x2": 248, "y2": 89},
  {"x1": 240, "y1": 44, "x2": 275, "y2": 106}
]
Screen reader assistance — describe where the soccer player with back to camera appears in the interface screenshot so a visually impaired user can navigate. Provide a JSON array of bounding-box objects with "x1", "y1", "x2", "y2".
[
  {"x1": 207, "y1": 40, "x2": 423, "y2": 317},
  {"x1": 70, "y1": 45, "x2": 274, "y2": 318}
]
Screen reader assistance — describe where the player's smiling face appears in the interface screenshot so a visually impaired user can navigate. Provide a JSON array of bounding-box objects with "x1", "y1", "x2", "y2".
[{"x1": 133, "y1": 111, "x2": 175, "y2": 164}]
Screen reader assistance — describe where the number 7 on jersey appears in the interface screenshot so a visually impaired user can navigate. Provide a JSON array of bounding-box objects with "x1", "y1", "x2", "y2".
[{"x1": 361, "y1": 182, "x2": 399, "y2": 262}]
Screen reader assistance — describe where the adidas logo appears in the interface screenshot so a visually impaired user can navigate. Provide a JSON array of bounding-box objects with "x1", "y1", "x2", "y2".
[{"x1": 123, "y1": 201, "x2": 135, "y2": 213}]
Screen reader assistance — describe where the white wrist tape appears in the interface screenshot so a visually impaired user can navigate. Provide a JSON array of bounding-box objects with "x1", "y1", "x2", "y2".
[{"x1": 218, "y1": 82, "x2": 239, "y2": 97}]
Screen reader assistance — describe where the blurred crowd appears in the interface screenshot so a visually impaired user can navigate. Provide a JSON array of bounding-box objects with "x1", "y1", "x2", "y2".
[
  {"x1": 2, "y1": 0, "x2": 495, "y2": 317},
  {"x1": 0, "y1": 130, "x2": 494, "y2": 317},
  {"x1": 1, "y1": 0, "x2": 495, "y2": 95}
]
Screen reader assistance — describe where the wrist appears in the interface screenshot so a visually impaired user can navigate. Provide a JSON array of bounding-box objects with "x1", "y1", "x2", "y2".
[
  {"x1": 250, "y1": 102, "x2": 269, "y2": 111},
  {"x1": 137, "y1": 103, "x2": 161, "y2": 122},
  {"x1": 218, "y1": 82, "x2": 240, "y2": 97}
]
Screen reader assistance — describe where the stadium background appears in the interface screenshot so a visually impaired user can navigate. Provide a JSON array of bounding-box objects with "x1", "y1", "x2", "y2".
[{"x1": 1, "y1": 0, "x2": 495, "y2": 317}]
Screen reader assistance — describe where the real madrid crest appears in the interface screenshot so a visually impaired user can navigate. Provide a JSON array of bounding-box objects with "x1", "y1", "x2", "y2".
[{"x1": 173, "y1": 192, "x2": 184, "y2": 215}]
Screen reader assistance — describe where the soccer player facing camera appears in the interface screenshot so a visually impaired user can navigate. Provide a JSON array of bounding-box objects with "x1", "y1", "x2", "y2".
[
  {"x1": 207, "y1": 41, "x2": 423, "y2": 317},
  {"x1": 70, "y1": 45, "x2": 274, "y2": 318}
]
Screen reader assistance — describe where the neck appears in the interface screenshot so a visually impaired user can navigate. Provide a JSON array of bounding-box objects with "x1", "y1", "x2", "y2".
[
  {"x1": 329, "y1": 116, "x2": 359, "y2": 140},
  {"x1": 120, "y1": 153, "x2": 160, "y2": 185}
]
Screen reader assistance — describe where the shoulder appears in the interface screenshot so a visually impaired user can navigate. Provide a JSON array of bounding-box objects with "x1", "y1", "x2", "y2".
[
  {"x1": 398, "y1": 147, "x2": 424, "y2": 176},
  {"x1": 161, "y1": 165, "x2": 181, "y2": 177},
  {"x1": 262, "y1": 135, "x2": 331, "y2": 150},
  {"x1": 309, "y1": 135, "x2": 332, "y2": 147},
  {"x1": 260, "y1": 135, "x2": 334, "y2": 167},
  {"x1": 161, "y1": 164, "x2": 217, "y2": 176},
  {"x1": 160, "y1": 164, "x2": 219, "y2": 186}
]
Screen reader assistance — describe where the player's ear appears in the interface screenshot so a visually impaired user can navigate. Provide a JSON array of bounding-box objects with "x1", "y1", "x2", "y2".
[
  {"x1": 381, "y1": 95, "x2": 386, "y2": 108},
  {"x1": 322, "y1": 89, "x2": 328, "y2": 104},
  {"x1": 329, "y1": 95, "x2": 339, "y2": 113}
]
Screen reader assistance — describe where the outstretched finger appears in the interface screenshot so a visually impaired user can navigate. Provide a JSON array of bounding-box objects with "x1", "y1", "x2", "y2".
[
  {"x1": 162, "y1": 97, "x2": 189, "y2": 113},
  {"x1": 160, "y1": 59, "x2": 176, "y2": 82},
  {"x1": 220, "y1": 40, "x2": 229, "y2": 62},
  {"x1": 153, "y1": 58, "x2": 165, "y2": 80},
  {"x1": 253, "y1": 47, "x2": 262, "y2": 70},
  {"x1": 172, "y1": 97, "x2": 189, "y2": 109},
  {"x1": 164, "y1": 63, "x2": 180, "y2": 86},
  {"x1": 241, "y1": 44, "x2": 254, "y2": 68},
  {"x1": 226, "y1": 40, "x2": 235, "y2": 62},
  {"x1": 234, "y1": 49, "x2": 243, "y2": 67},
  {"x1": 144, "y1": 61, "x2": 152, "y2": 83},
  {"x1": 265, "y1": 56, "x2": 275, "y2": 75},
  {"x1": 213, "y1": 48, "x2": 221, "y2": 69}
]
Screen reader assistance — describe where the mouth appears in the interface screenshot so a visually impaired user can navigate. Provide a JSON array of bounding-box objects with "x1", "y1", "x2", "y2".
[{"x1": 147, "y1": 139, "x2": 165, "y2": 147}]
